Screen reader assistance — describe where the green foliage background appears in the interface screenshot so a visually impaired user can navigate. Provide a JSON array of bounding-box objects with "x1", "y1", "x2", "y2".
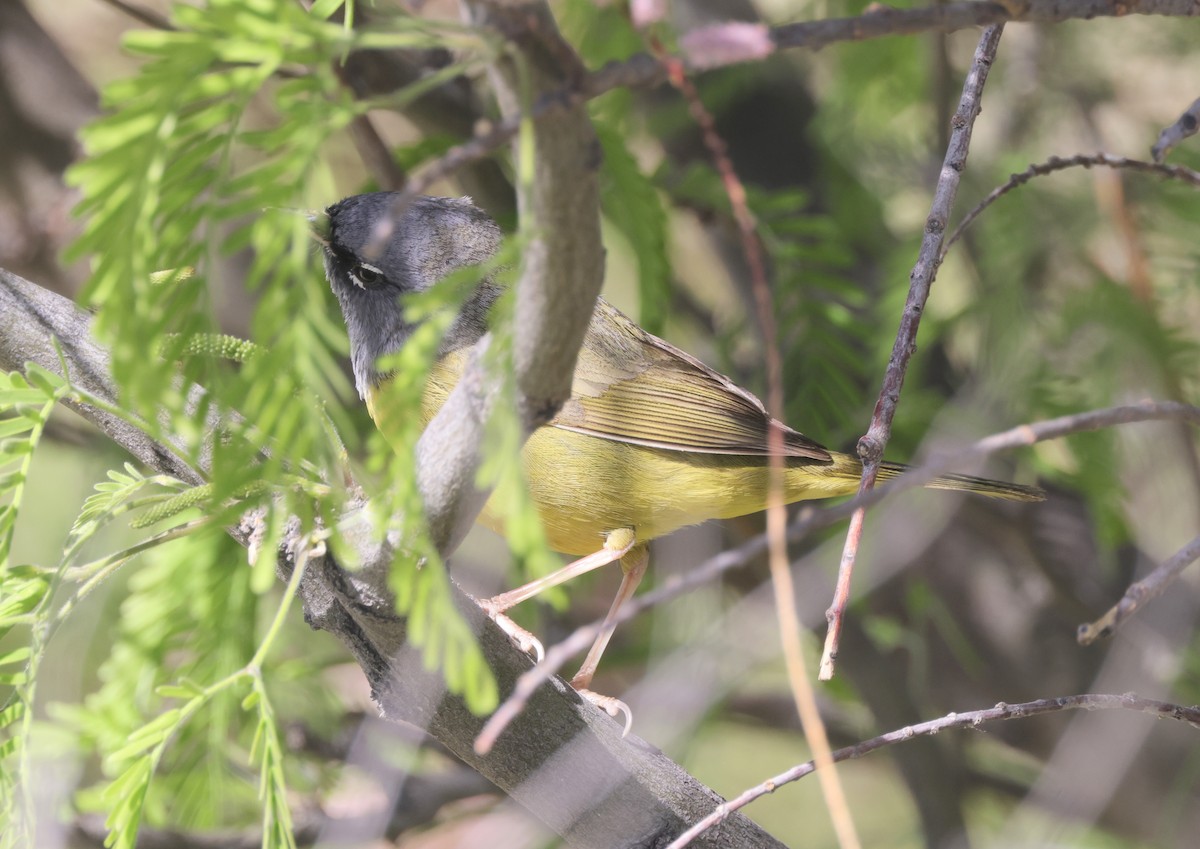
[{"x1": 1, "y1": 1, "x2": 1199, "y2": 847}]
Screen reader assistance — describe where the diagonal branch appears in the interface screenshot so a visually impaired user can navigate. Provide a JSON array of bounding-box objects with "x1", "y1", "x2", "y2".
[
  {"x1": 0, "y1": 268, "x2": 784, "y2": 848},
  {"x1": 1077, "y1": 533, "x2": 1200, "y2": 644},
  {"x1": 943, "y1": 153, "x2": 1200, "y2": 258},
  {"x1": 821, "y1": 24, "x2": 1005, "y2": 681}
]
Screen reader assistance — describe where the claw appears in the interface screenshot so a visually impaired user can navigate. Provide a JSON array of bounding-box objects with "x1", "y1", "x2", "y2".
[
  {"x1": 577, "y1": 689, "x2": 633, "y2": 738},
  {"x1": 480, "y1": 600, "x2": 545, "y2": 662}
]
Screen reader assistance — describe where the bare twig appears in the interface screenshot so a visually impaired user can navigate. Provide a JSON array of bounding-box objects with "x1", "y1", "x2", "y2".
[
  {"x1": 394, "y1": 2, "x2": 1200, "y2": 222},
  {"x1": 667, "y1": 694, "x2": 1200, "y2": 849},
  {"x1": 821, "y1": 25, "x2": 1005, "y2": 682},
  {"x1": 1078, "y1": 534, "x2": 1200, "y2": 645},
  {"x1": 943, "y1": 153, "x2": 1200, "y2": 258},
  {"x1": 961, "y1": 400, "x2": 1200, "y2": 453},
  {"x1": 475, "y1": 399, "x2": 1200, "y2": 746},
  {"x1": 643, "y1": 33, "x2": 860, "y2": 849},
  {"x1": 347, "y1": 113, "x2": 407, "y2": 190},
  {"x1": 769, "y1": 0, "x2": 1200, "y2": 53},
  {"x1": 1151, "y1": 95, "x2": 1200, "y2": 162}
]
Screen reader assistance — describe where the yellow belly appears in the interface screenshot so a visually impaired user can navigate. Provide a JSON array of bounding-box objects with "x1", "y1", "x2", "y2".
[
  {"x1": 509, "y1": 425, "x2": 850, "y2": 554},
  {"x1": 366, "y1": 357, "x2": 858, "y2": 556}
]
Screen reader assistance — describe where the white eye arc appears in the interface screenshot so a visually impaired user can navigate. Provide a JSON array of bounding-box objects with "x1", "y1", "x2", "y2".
[{"x1": 349, "y1": 262, "x2": 384, "y2": 289}]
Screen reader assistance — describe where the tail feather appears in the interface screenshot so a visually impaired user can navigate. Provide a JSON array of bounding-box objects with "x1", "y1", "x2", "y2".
[{"x1": 878, "y1": 460, "x2": 1045, "y2": 502}]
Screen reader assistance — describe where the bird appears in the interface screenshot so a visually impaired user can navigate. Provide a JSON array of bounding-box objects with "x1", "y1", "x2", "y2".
[{"x1": 315, "y1": 191, "x2": 1044, "y2": 727}]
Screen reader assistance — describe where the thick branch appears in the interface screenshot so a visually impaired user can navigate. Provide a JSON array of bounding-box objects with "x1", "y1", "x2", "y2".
[
  {"x1": 412, "y1": 0, "x2": 605, "y2": 556},
  {"x1": 0, "y1": 270, "x2": 202, "y2": 488},
  {"x1": 0, "y1": 269, "x2": 782, "y2": 848}
]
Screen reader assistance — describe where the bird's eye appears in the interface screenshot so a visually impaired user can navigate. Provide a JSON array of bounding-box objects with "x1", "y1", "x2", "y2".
[{"x1": 350, "y1": 263, "x2": 384, "y2": 289}]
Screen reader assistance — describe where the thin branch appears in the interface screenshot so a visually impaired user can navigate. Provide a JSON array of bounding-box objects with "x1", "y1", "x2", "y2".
[
  {"x1": 1151, "y1": 95, "x2": 1200, "y2": 162},
  {"x1": 821, "y1": 24, "x2": 1005, "y2": 681},
  {"x1": 1077, "y1": 534, "x2": 1200, "y2": 645},
  {"x1": 943, "y1": 153, "x2": 1200, "y2": 258},
  {"x1": 769, "y1": 0, "x2": 1200, "y2": 53},
  {"x1": 475, "y1": 399, "x2": 1200, "y2": 746},
  {"x1": 397, "y1": 1, "x2": 1200, "y2": 204},
  {"x1": 639, "y1": 33, "x2": 860, "y2": 849},
  {"x1": 666, "y1": 694, "x2": 1200, "y2": 849}
]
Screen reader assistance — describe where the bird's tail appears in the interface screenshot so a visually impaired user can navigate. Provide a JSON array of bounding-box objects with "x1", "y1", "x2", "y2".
[{"x1": 876, "y1": 460, "x2": 1045, "y2": 502}]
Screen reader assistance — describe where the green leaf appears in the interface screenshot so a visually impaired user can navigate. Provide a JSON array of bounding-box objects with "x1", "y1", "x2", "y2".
[
  {"x1": 597, "y1": 123, "x2": 670, "y2": 335},
  {"x1": 108, "y1": 709, "x2": 183, "y2": 762},
  {"x1": 0, "y1": 575, "x2": 48, "y2": 620},
  {"x1": 154, "y1": 682, "x2": 205, "y2": 700},
  {"x1": 22, "y1": 363, "x2": 65, "y2": 396},
  {"x1": 0, "y1": 418, "x2": 34, "y2": 440},
  {"x1": 0, "y1": 440, "x2": 33, "y2": 457},
  {"x1": 0, "y1": 389, "x2": 46, "y2": 407},
  {"x1": 0, "y1": 701, "x2": 25, "y2": 729},
  {"x1": 308, "y1": 0, "x2": 346, "y2": 20},
  {"x1": 0, "y1": 648, "x2": 31, "y2": 667},
  {"x1": 102, "y1": 755, "x2": 152, "y2": 849}
]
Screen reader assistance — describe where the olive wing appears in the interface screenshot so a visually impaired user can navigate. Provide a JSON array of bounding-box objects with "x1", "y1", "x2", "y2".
[{"x1": 551, "y1": 300, "x2": 831, "y2": 461}]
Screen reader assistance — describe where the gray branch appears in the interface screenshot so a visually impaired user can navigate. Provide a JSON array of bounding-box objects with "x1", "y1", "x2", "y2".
[
  {"x1": 400, "y1": 0, "x2": 1200, "y2": 202},
  {"x1": 413, "y1": 0, "x2": 605, "y2": 556},
  {"x1": 1151, "y1": 95, "x2": 1200, "y2": 162},
  {"x1": 0, "y1": 5, "x2": 769, "y2": 843},
  {"x1": 0, "y1": 269, "x2": 783, "y2": 848}
]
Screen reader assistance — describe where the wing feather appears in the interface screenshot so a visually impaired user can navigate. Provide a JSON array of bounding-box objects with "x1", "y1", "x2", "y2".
[{"x1": 551, "y1": 300, "x2": 831, "y2": 461}]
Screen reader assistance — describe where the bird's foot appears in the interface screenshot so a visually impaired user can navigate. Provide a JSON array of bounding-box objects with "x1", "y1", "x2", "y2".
[
  {"x1": 574, "y1": 687, "x2": 634, "y2": 738},
  {"x1": 479, "y1": 599, "x2": 545, "y2": 662}
]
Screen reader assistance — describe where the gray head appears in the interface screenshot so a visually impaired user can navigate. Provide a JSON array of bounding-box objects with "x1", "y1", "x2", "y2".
[{"x1": 318, "y1": 193, "x2": 503, "y2": 398}]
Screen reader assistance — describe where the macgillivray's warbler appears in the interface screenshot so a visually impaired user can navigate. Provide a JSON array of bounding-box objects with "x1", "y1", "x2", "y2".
[{"x1": 316, "y1": 192, "x2": 1043, "y2": 726}]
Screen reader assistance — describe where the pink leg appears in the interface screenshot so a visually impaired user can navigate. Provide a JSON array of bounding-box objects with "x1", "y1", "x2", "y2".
[
  {"x1": 479, "y1": 530, "x2": 637, "y2": 662},
  {"x1": 568, "y1": 545, "x2": 649, "y2": 736},
  {"x1": 482, "y1": 532, "x2": 635, "y2": 614},
  {"x1": 570, "y1": 544, "x2": 649, "y2": 691}
]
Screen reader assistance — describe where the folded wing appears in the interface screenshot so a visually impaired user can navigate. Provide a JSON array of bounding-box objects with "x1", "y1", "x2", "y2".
[{"x1": 551, "y1": 300, "x2": 831, "y2": 462}]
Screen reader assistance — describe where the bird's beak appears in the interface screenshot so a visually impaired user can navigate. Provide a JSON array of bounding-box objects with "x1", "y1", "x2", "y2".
[{"x1": 308, "y1": 209, "x2": 332, "y2": 248}]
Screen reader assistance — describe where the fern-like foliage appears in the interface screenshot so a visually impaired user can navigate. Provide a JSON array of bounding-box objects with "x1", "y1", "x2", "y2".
[
  {"x1": 1, "y1": 1, "x2": 519, "y2": 845},
  {"x1": 0, "y1": 367, "x2": 66, "y2": 847}
]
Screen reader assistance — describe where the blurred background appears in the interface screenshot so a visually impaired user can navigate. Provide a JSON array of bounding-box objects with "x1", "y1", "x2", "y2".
[{"x1": 3, "y1": 0, "x2": 1200, "y2": 846}]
